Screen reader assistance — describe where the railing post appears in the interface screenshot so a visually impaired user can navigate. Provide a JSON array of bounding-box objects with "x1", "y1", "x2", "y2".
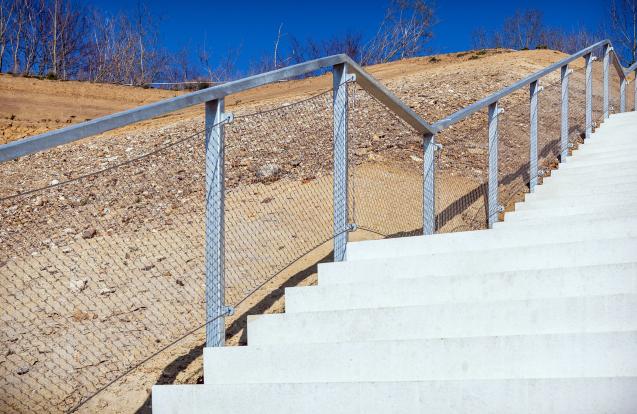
[
  {"x1": 585, "y1": 53, "x2": 593, "y2": 139},
  {"x1": 204, "y1": 98, "x2": 227, "y2": 347},
  {"x1": 529, "y1": 80, "x2": 539, "y2": 192},
  {"x1": 560, "y1": 65, "x2": 570, "y2": 163},
  {"x1": 634, "y1": 69, "x2": 637, "y2": 111},
  {"x1": 423, "y1": 133, "x2": 435, "y2": 235},
  {"x1": 620, "y1": 77, "x2": 626, "y2": 113},
  {"x1": 332, "y1": 63, "x2": 349, "y2": 261},
  {"x1": 487, "y1": 102, "x2": 500, "y2": 228},
  {"x1": 603, "y1": 44, "x2": 610, "y2": 119}
]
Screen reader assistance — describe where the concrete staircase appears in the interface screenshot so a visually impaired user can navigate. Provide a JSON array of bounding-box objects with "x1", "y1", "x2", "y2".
[{"x1": 153, "y1": 112, "x2": 637, "y2": 413}]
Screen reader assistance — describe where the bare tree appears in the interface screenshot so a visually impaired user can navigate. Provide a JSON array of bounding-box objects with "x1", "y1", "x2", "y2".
[
  {"x1": 609, "y1": 0, "x2": 637, "y2": 63},
  {"x1": 273, "y1": 22, "x2": 284, "y2": 69},
  {"x1": 0, "y1": 0, "x2": 16, "y2": 72},
  {"x1": 360, "y1": 0, "x2": 435, "y2": 65},
  {"x1": 502, "y1": 9, "x2": 544, "y2": 49}
]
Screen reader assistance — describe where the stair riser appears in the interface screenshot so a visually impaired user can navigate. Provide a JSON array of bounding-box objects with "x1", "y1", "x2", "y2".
[
  {"x1": 286, "y1": 263, "x2": 637, "y2": 309},
  {"x1": 558, "y1": 157, "x2": 637, "y2": 169},
  {"x1": 508, "y1": 200, "x2": 637, "y2": 216},
  {"x1": 249, "y1": 296, "x2": 637, "y2": 346},
  {"x1": 319, "y1": 238, "x2": 637, "y2": 285},
  {"x1": 152, "y1": 379, "x2": 637, "y2": 414},
  {"x1": 494, "y1": 209, "x2": 637, "y2": 227},
  {"x1": 346, "y1": 217, "x2": 637, "y2": 261},
  {"x1": 520, "y1": 190, "x2": 637, "y2": 206},
  {"x1": 540, "y1": 173, "x2": 637, "y2": 186},
  {"x1": 526, "y1": 181, "x2": 637, "y2": 199},
  {"x1": 203, "y1": 332, "x2": 637, "y2": 384},
  {"x1": 549, "y1": 164, "x2": 637, "y2": 178}
]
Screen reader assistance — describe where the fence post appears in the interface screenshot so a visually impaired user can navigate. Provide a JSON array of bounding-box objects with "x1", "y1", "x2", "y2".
[
  {"x1": 634, "y1": 69, "x2": 637, "y2": 111},
  {"x1": 560, "y1": 65, "x2": 570, "y2": 163},
  {"x1": 423, "y1": 133, "x2": 435, "y2": 235},
  {"x1": 620, "y1": 77, "x2": 626, "y2": 113},
  {"x1": 603, "y1": 44, "x2": 610, "y2": 119},
  {"x1": 487, "y1": 102, "x2": 500, "y2": 228},
  {"x1": 204, "y1": 98, "x2": 228, "y2": 347},
  {"x1": 529, "y1": 80, "x2": 539, "y2": 192},
  {"x1": 585, "y1": 53, "x2": 593, "y2": 139},
  {"x1": 332, "y1": 63, "x2": 349, "y2": 261}
]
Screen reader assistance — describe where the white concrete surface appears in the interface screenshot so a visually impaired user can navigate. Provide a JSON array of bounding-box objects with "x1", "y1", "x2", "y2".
[
  {"x1": 203, "y1": 331, "x2": 637, "y2": 384},
  {"x1": 493, "y1": 209, "x2": 637, "y2": 228},
  {"x1": 285, "y1": 263, "x2": 637, "y2": 312},
  {"x1": 524, "y1": 182, "x2": 637, "y2": 205},
  {"x1": 503, "y1": 202, "x2": 637, "y2": 221},
  {"x1": 345, "y1": 216, "x2": 637, "y2": 261},
  {"x1": 248, "y1": 294, "x2": 637, "y2": 345},
  {"x1": 153, "y1": 378, "x2": 637, "y2": 414},
  {"x1": 318, "y1": 237, "x2": 637, "y2": 285}
]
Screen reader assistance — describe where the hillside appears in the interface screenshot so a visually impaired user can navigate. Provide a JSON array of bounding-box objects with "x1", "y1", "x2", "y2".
[{"x1": 1, "y1": 48, "x2": 574, "y2": 145}]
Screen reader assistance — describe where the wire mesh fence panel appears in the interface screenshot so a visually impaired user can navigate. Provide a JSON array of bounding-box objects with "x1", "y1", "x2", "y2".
[
  {"x1": 223, "y1": 89, "x2": 336, "y2": 307},
  {"x1": 567, "y1": 65, "x2": 588, "y2": 151},
  {"x1": 435, "y1": 110, "x2": 489, "y2": 233},
  {"x1": 0, "y1": 125, "x2": 216, "y2": 413},
  {"x1": 609, "y1": 64, "x2": 623, "y2": 115},
  {"x1": 627, "y1": 73, "x2": 636, "y2": 112},
  {"x1": 348, "y1": 83, "x2": 424, "y2": 238},
  {"x1": 591, "y1": 57, "x2": 606, "y2": 128},
  {"x1": 536, "y1": 73, "x2": 564, "y2": 184},
  {"x1": 497, "y1": 90, "x2": 531, "y2": 212}
]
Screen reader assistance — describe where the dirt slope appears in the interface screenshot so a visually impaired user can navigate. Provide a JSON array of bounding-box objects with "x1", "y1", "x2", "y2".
[{"x1": 0, "y1": 48, "x2": 574, "y2": 145}]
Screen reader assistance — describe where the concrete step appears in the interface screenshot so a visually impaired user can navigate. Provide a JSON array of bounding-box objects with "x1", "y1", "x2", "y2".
[
  {"x1": 153, "y1": 378, "x2": 637, "y2": 414},
  {"x1": 285, "y1": 263, "x2": 637, "y2": 312},
  {"x1": 548, "y1": 162, "x2": 637, "y2": 177},
  {"x1": 494, "y1": 209, "x2": 637, "y2": 228},
  {"x1": 557, "y1": 156, "x2": 637, "y2": 169},
  {"x1": 539, "y1": 171, "x2": 637, "y2": 186},
  {"x1": 564, "y1": 149, "x2": 637, "y2": 163},
  {"x1": 522, "y1": 182, "x2": 637, "y2": 202},
  {"x1": 503, "y1": 204, "x2": 637, "y2": 221},
  {"x1": 513, "y1": 195, "x2": 637, "y2": 212},
  {"x1": 203, "y1": 331, "x2": 637, "y2": 384},
  {"x1": 248, "y1": 294, "x2": 637, "y2": 346},
  {"x1": 318, "y1": 237, "x2": 637, "y2": 285},
  {"x1": 345, "y1": 216, "x2": 637, "y2": 261},
  {"x1": 569, "y1": 143, "x2": 637, "y2": 156}
]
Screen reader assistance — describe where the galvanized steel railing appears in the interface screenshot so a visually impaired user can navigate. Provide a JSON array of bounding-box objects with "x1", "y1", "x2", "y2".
[{"x1": 0, "y1": 38, "x2": 633, "y2": 361}]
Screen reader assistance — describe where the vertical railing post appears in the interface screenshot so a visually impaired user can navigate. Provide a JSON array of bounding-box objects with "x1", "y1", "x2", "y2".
[
  {"x1": 332, "y1": 63, "x2": 349, "y2": 261},
  {"x1": 560, "y1": 65, "x2": 570, "y2": 163},
  {"x1": 620, "y1": 77, "x2": 627, "y2": 113},
  {"x1": 529, "y1": 80, "x2": 539, "y2": 192},
  {"x1": 634, "y1": 69, "x2": 637, "y2": 111},
  {"x1": 423, "y1": 133, "x2": 435, "y2": 235},
  {"x1": 585, "y1": 53, "x2": 593, "y2": 139},
  {"x1": 204, "y1": 98, "x2": 228, "y2": 347},
  {"x1": 487, "y1": 102, "x2": 500, "y2": 228},
  {"x1": 603, "y1": 44, "x2": 610, "y2": 119}
]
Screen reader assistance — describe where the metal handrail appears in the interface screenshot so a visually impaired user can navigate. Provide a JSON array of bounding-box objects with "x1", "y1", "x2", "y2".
[
  {"x1": 433, "y1": 39, "x2": 626, "y2": 131},
  {"x1": 0, "y1": 55, "x2": 434, "y2": 162}
]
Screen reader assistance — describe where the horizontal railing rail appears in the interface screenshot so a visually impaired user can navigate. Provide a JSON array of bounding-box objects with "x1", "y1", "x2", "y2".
[
  {"x1": 0, "y1": 55, "x2": 434, "y2": 163},
  {"x1": 433, "y1": 40, "x2": 625, "y2": 130}
]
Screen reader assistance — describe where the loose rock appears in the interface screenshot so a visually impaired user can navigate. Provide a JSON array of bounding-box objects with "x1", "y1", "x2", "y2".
[
  {"x1": 256, "y1": 163, "x2": 281, "y2": 181},
  {"x1": 82, "y1": 228, "x2": 96, "y2": 239},
  {"x1": 69, "y1": 279, "x2": 88, "y2": 293}
]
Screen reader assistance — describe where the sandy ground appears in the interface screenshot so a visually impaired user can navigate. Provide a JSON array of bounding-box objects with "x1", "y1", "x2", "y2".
[{"x1": 0, "y1": 47, "x2": 630, "y2": 413}]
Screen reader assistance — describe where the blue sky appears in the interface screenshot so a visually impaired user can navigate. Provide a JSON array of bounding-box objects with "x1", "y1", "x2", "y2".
[{"x1": 92, "y1": 0, "x2": 609, "y2": 70}]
